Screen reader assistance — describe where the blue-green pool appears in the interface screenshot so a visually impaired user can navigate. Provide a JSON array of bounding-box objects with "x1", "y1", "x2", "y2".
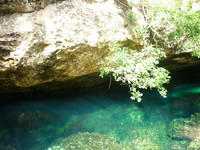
[{"x1": 0, "y1": 76, "x2": 200, "y2": 150}]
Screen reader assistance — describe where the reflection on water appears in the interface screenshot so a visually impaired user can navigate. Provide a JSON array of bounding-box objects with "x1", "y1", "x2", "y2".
[{"x1": 0, "y1": 82, "x2": 200, "y2": 150}]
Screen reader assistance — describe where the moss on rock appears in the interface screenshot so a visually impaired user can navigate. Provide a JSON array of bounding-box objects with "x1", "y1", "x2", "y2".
[
  {"x1": 48, "y1": 132, "x2": 128, "y2": 150},
  {"x1": 126, "y1": 136, "x2": 161, "y2": 150},
  {"x1": 48, "y1": 132, "x2": 164, "y2": 150},
  {"x1": 168, "y1": 113, "x2": 200, "y2": 140},
  {"x1": 187, "y1": 137, "x2": 200, "y2": 150},
  {"x1": 65, "y1": 103, "x2": 144, "y2": 141}
]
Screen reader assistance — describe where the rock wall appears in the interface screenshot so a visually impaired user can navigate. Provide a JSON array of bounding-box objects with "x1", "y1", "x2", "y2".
[
  {"x1": 0, "y1": 0, "x2": 199, "y2": 92},
  {"x1": 0, "y1": 0, "x2": 138, "y2": 91},
  {"x1": 0, "y1": 0, "x2": 63, "y2": 14}
]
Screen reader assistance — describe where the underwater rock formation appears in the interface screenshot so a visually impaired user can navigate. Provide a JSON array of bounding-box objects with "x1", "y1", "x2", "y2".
[
  {"x1": 127, "y1": 136, "x2": 161, "y2": 150},
  {"x1": 187, "y1": 136, "x2": 200, "y2": 150},
  {"x1": 48, "y1": 132, "x2": 161, "y2": 150},
  {"x1": 0, "y1": 0, "x2": 136, "y2": 92},
  {"x1": 65, "y1": 103, "x2": 144, "y2": 140},
  {"x1": 168, "y1": 113, "x2": 200, "y2": 141},
  {"x1": 168, "y1": 113, "x2": 200, "y2": 149},
  {"x1": 17, "y1": 110, "x2": 56, "y2": 129},
  {"x1": 48, "y1": 132, "x2": 127, "y2": 150},
  {"x1": 0, "y1": 144, "x2": 16, "y2": 150}
]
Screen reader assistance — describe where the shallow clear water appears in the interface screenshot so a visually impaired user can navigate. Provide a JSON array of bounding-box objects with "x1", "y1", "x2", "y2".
[{"x1": 0, "y1": 70, "x2": 200, "y2": 150}]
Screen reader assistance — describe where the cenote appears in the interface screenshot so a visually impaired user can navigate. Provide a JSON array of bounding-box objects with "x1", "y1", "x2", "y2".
[
  {"x1": 0, "y1": 0, "x2": 200, "y2": 149},
  {"x1": 0, "y1": 68, "x2": 200, "y2": 150}
]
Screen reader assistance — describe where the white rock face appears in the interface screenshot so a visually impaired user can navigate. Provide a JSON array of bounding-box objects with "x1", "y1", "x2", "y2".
[{"x1": 0, "y1": 0, "x2": 136, "y2": 89}]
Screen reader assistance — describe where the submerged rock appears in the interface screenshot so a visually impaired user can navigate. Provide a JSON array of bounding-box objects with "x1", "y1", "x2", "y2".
[
  {"x1": 168, "y1": 113, "x2": 200, "y2": 140},
  {"x1": 62, "y1": 102, "x2": 173, "y2": 149},
  {"x1": 48, "y1": 132, "x2": 128, "y2": 150},
  {"x1": 65, "y1": 103, "x2": 144, "y2": 140},
  {"x1": 0, "y1": 144, "x2": 16, "y2": 150},
  {"x1": 48, "y1": 132, "x2": 163, "y2": 150},
  {"x1": 127, "y1": 136, "x2": 161, "y2": 150},
  {"x1": 17, "y1": 110, "x2": 56, "y2": 129},
  {"x1": 187, "y1": 136, "x2": 200, "y2": 150}
]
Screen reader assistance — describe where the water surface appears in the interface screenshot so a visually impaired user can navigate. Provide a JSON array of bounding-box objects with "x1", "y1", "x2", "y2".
[{"x1": 0, "y1": 69, "x2": 200, "y2": 150}]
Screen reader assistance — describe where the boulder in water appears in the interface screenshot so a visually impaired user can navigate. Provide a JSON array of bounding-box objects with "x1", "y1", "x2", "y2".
[
  {"x1": 168, "y1": 113, "x2": 200, "y2": 140},
  {"x1": 18, "y1": 110, "x2": 56, "y2": 129},
  {"x1": 48, "y1": 132, "x2": 128, "y2": 150}
]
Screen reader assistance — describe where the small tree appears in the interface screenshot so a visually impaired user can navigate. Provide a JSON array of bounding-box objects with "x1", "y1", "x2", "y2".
[{"x1": 100, "y1": 44, "x2": 170, "y2": 102}]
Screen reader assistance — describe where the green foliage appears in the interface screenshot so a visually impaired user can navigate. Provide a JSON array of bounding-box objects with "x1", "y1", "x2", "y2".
[
  {"x1": 127, "y1": 9, "x2": 137, "y2": 24},
  {"x1": 100, "y1": 0, "x2": 200, "y2": 101},
  {"x1": 133, "y1": 0, "x2": 200, "y2": 54},
  {"x1": 192, "y1": 49, "x2": 200, "y2": 58},
  {"x1": 100, "y1": 44, "x2": 170, "y2": 102}
]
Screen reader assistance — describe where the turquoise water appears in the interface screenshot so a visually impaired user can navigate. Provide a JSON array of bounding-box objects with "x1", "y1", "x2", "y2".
[{"x1": 0, "y1": 71, "x2": 200, "y2": 150}]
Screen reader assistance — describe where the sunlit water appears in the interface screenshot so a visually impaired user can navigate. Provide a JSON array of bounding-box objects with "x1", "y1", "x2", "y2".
[{"x1": 0, "y1": 70, "x2": 200, "y2": 150}]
